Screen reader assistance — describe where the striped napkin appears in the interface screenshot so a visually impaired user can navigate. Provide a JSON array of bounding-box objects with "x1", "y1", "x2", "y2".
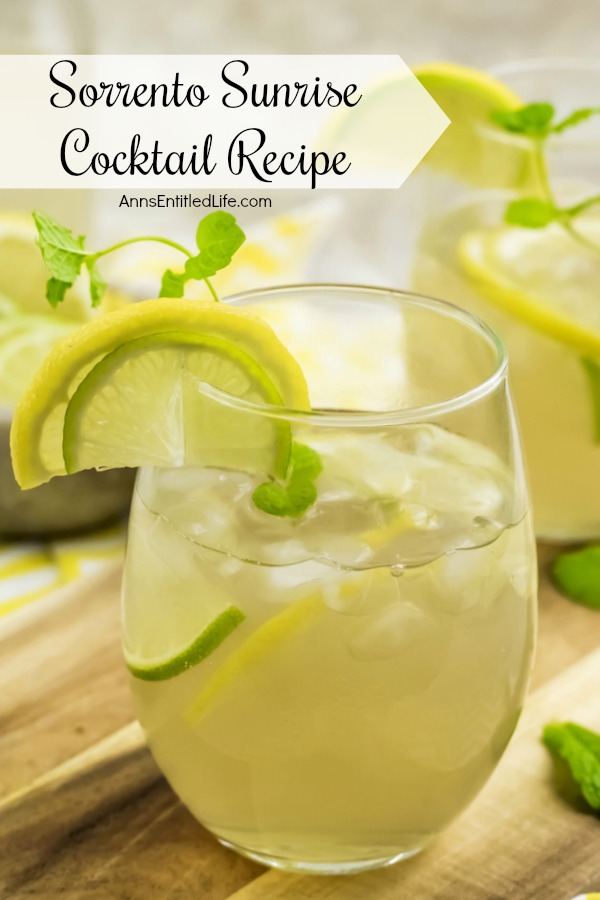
[{"x1": 0, "y1": 526, "x2": 125, "y2": 618}]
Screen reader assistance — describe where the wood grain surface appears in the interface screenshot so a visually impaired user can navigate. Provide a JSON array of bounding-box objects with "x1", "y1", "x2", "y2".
[{"x1": 1, "y1": 544, "x2": 599, "y2": 900}]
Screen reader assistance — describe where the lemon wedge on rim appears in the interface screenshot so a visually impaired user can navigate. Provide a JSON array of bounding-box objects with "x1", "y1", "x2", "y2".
[{"x1": 11, "y1": 298, "x2": 309, "y2": 489}]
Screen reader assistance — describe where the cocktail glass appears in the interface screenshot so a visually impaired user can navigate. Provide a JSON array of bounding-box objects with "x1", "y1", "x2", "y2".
[{"x1": 123, "y1": 285, "x2": 536, "y2": 874}]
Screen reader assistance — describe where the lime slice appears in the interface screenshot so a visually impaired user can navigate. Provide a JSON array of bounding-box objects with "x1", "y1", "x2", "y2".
[
  {"x1": 123, "y1": 502, "x2": 247, "y2": 681},
  {"x1": 126, "y1": 606, "x2": 246, "y2": 681},
  {"x1": 458, "y1": 221, "x2": 600, "y2": 356},
  {"x1": 11, "y1": 298, "x2": 309, "y2": 489},
  {"x1": 62, "y1": 331, "x2": 293, "y2": 476},
  {"x1": 414, "y1": 62, "x2": 533, "y2": 188},
  {"x1": 0, "y1": 315, "x2": 75, "y2": 406}
]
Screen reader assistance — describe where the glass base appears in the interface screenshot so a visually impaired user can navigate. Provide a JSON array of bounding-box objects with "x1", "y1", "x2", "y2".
[{"x1": 217, "y1": 837, "x2": 424, "y2": 875}]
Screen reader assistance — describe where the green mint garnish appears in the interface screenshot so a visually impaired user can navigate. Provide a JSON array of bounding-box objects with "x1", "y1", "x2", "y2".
[
  {"x1": 33, "y1": 209, "x2": 246, "y2": 308},
  {"x1": 552, "y1": 106, "x2": 600, "y2": 135},
  {"x1": 253, "y1": 442, "x2": 322, "y2": 518},
  {"x1": 492, "y1": 102, "x2": 555, "y2": 137},
  {"x1": 552, "y1": 545, "x2": 600, "y2": 609},
  {"x1": 168, "y1": 212, "x2": 245, "y2": 301},
  {"x1": 504, "y1": 197, "x2": 557, "y2": 229},
  {"x1": 32, "y1": 212, "x2": 87, "y2": 306},
  {"x1": 159, "y1": 268, "x2": 187, "y2": 299},
  {"x1": 543, "y1": 721, "x2": 600, "y2": 810},
  {"x1": 491, "y1": 103, "x2": 600, "y2": 251}
]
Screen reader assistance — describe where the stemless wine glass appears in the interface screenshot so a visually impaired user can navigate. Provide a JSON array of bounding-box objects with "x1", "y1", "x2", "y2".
[
  {"x1": 412, "y1": 60, "x2": 600, "y2": 540},
  {"x1": 123, "y1": 285, "x2": 536, "y2": 875}
]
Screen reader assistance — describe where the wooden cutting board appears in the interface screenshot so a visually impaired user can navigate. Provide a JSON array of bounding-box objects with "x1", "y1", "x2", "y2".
[{"x1": 1, "y1": 545, "x2": 599, "y2": 900}]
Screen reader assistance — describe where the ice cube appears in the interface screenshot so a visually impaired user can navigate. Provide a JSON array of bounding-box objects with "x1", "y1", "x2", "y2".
[
  {"x1": 426, "y1": 539, "x2": 507, "y2": 616},
  {"x1": 322, "y1": 569, "x2": 399, "y2": 616},
  {"x1": 347, "y1": 599, "x2": 436, "y2": 661}
]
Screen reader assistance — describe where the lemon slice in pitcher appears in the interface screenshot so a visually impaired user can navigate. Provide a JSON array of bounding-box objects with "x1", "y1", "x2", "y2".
[
  {"x1": 11, "y1": 298, "x2": 310, "y2": 489},
  {"x1": 414, "y1": 63, "x2": 534, "y2": 188},
  {"x1": 458, "y1": 221, "x2": 600, "y2": 356}
]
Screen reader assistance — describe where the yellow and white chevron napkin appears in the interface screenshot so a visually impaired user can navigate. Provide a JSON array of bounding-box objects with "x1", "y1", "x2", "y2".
[{"x1": 0, "y1": 526, "x2": 126, "y2": 618}]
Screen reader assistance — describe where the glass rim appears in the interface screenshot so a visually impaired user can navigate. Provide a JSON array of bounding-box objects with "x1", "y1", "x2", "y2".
[
  {"x1": 475, "y1": 57, "x2": 600, "y2": 149},
  {"x1": 203, "y1": 282, "x2": 509, "y2": 428}
]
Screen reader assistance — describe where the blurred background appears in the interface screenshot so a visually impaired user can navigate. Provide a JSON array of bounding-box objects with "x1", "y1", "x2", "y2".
[
  {"x1": 0, "y1": 0, "x2": 598, "y2": 595},
  {"x1": 1, "y1": 0, "x2": 598, "y2": 59}
]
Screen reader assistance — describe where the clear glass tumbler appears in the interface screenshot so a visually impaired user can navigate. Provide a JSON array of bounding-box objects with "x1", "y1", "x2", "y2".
[
  {"x1": 412, "y1": 60, "x2": 600, "y2": 540},
  {"x1": 123, "y1": 285, "x2": 536, "y2": 874}
]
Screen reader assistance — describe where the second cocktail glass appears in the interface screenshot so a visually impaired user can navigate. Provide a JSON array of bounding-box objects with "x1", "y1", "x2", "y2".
[{"x1": 413, "y1": 61, "x2": 600, "y2": 540}]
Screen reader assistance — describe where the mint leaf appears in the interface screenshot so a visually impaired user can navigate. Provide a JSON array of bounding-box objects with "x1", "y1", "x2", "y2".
[
  {"x1": 196, "y1": 211, "x2": 245, "y2": 266},
  {"x1": 185, "y1": 211, "x2": 246, "y2": 281},
  {"x1": 33, "y1": 210, "x2": 87, "y2": 290},
  {"x1": 253, "y1": 441, "x2": 322, "y2": 517},
  {"x1": 286, "y1": 479, "x2": 318, "y2": 516},
  {"x1": 160, "y1": 268, "x2": 187, "y2": 298},
  {"x1": 552, "y1": 106, "x2": 600, "y2": 135},
  {"x1": 543, "y1": 721, "x2": 600, "y2": 810},
  {"x1": 492, "y1": 102, "x2": 555, "y2": 136},
  {"x1": 252, "y1": 482, "x2": 293, "y2": 517},
  {"x1": 46, "y1": 278, "x2": 70, "y2": 307},
  {"x1": 184, "y1": 255, "x2": 219, "y2": 280},
  {"x1": 252, "y1": 478, "x2": 317, "y2": 518},
  {"x1": 287, "y1": 442, "x2": 322, "y2": 480},
  {"x1": 582, "y1": 358, "x2": 600, "y2": 443},
  {"x1": 505, "y1": 198, "x2": 558, "y2": 228},
  {"x1": 86, "y1": 259, "x2": 107, "y2": 308},
  {"x1": 552, "y1": 545, "x2": 600, "y2": 609}
]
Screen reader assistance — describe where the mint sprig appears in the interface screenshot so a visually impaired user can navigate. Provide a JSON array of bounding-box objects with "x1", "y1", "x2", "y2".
[
  {"x1": 32, "y1": 212, "x2": 87, "y2": 306},
  {"x1": 543, "y1": 721, "x2": 600, "y2": 810},
  {"x1": 164, "y1": 212, "x2": 245, "y2": 302},
  {"x1": 33, "y1": 209, "x2": 246, "y2": 308},
  {"x1": 552, "y1": 545, "x2": 600, "y2": 609},
  {"x1": 253, "y1": 442, "x2": 322, "y2": 518},
  {"x1": 492, "y1": 102, "x2": 600, "y2": 139},
  {"x1": 492, "y1": 102, "x2": 555, "y2": 137},
  {"x1": 491, "y1": 103, "x2": 600, "y2": 244}
]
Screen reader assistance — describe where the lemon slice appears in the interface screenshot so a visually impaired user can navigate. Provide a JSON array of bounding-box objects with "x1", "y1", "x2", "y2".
[
  {"x1": 186, "y1": 592, "x2": 324, "y2": 722},
  {"x1": 185, "y1": 563, "x2": 408, "y2": 725},
  {"x1": 458, "y1": 221, "x2": 600, "y2": 356},
  {"x1": 414, "y1": 63, "x2": 532, "y2": 188},
  {"x1": 11, "y1": 299, "x2": 309, "y2": 489},
  {"x1": 316, "y1": 71, "x2": 450, "y2": 177}
]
